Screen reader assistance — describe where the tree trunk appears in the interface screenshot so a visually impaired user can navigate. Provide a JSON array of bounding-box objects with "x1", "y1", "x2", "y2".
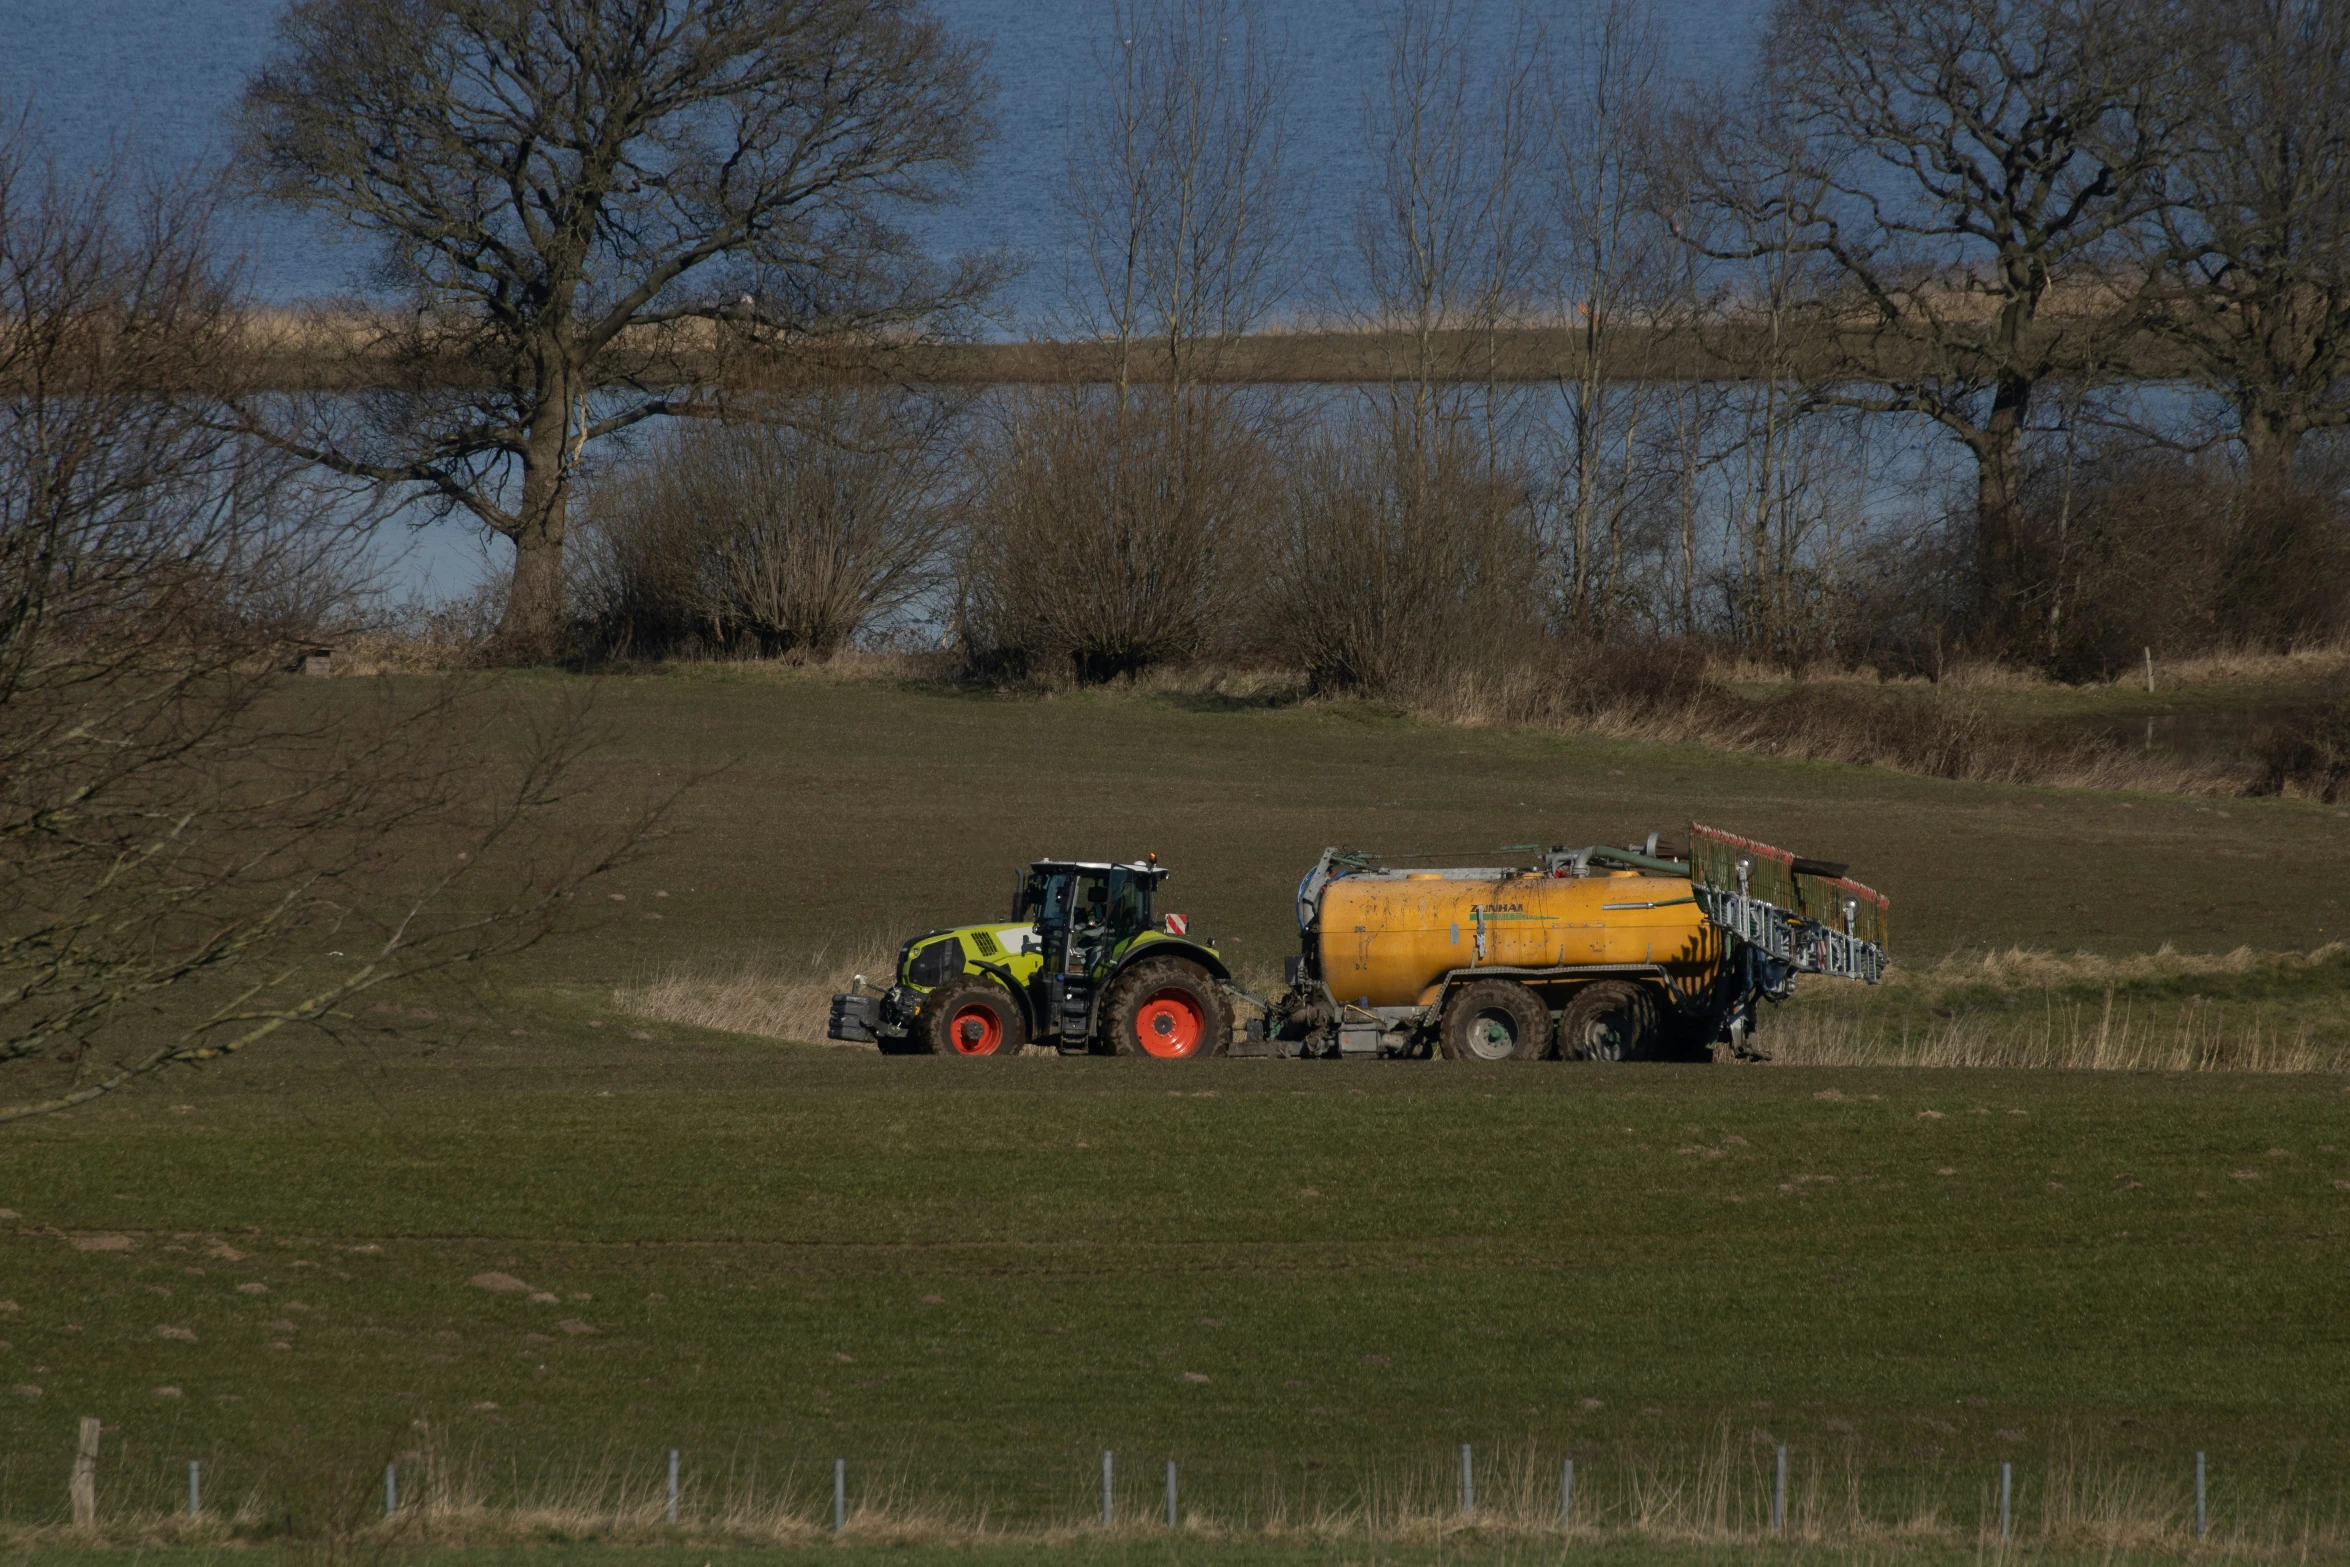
[
  {"x1": 1971, "y1": 376, "x2": 2031, "y2": 648},
  {"x1": 2239, "y1": 402, "x2": 2301, "y2": 497},
  {"x1": 491, "y1": 426, "x2": 572, "y2": 665}
]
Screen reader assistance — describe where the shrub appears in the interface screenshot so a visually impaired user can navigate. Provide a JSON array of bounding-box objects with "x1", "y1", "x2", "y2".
[
  {"x1": 1257, "y1": 412, "x2": 1548, "y2": 698},
  {"x1": 577, "y1": 390, "x2": 955, "y2": 660},
  {"x1": 957, "y1": 388, "x2": 1271, "y2": 682}
]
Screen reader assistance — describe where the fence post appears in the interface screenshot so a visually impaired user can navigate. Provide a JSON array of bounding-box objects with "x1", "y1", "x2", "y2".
[
  {"x1": 833, "y1": 1457, "x2": 846, "y2": 1534},
  {"x1": 1101, "y1": 1450, "x2": 1114, "y2": 1527},
  {"x1": 1999, "y1": 1461, "x2": 2012, "y2": 1541},
  {"x1": 384, "y1": 1463, "x2": 397, "y2": 1515},
  {"x1": 1460, "y1": 1443, "x2": 1474, "y2": 1514},
  {"x1": 2195, "y1": 1451, "x2": 2206, "y2": 1539},
  {"x1": 188, "y1": 1459, "x2": 201, "y2": 1518},
  {"x1": 1165, "y1": 1459, "x2": 1177, "y2": 1529},
  {"x1": 70, "y1": 1417, "x2": 99, "y2": 1531},
  {"x1": 1773, "y1": 1444, "x2": 1787, "y2": 1532},
  {"x1": 666, "y1": 1448, "x2": 679, "y2": 1525},
  {"x1": 1560, "y1": 1458, "x2": 1574, "y2": 1529}
]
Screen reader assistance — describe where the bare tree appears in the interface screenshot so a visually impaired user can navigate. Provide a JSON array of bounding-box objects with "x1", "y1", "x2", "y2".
[
  {"x1": 578, "y1": 389, "x2": 958, "y2": 657},
  {"x1": 0, "y1": 122, "x2": 664, "y2": 1122},
  {"x1": 961, "y1": 0, "x2": 1290, "y2": 682},
  {"x1": 1263, "y1": 411, "x2": 1543, "y2": 698},
  {"x1": 1673, "y1": 97, "x2": 1853, "y2": 659},
  {"x1": 236, "y1": 0, "x2": 998, "y2": 663},
  {"x1": 1062, "y1": 0, "x2": 1290, "y2": 400},
  {"x1": 1354, "y1": 0, "x2": 1540, "y2": 467},
  {"x1": 1536, "y1": 0, "x2": 1677, "y2": 636},
  {"x1": 1713, "y1": 0, "x2": 2187, "y2": 647},
  {"x1": 1306, "y1": 0, "x2": 1547, "y2": 697},
  {"x1": 2153, "y1": 0, "x2": 2350, "y2": 490},
  {"x1": 958, "y1": 388, "x2": 1271, "y2": 680}
]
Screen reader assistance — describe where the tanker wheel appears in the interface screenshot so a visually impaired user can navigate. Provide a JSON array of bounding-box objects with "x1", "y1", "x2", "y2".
[
  {"x1": 1105, "y1": 959, "x2": 1232, "y2": 1059},
  {"x1": 1439, "y1": 979, "x2": 1550, "y2": 1061},
  {"x1": 1558, "y1": 981, "x2": 1658, "y2": 1062},
  {"x1": 916, "y1": 980, "x2": 1028, "y2": 1057}
]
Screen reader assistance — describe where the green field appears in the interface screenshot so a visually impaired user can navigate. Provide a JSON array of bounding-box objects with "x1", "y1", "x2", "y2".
[
  {"x1": 6, "y1": 671, "x2": 2348, "y2": 1560},
  {"x1": 461, "y1": 667, "x2": 2350, "y2": 974},
  {"x1": 8, "y1": 1049, "x2": 2348, "y2": 1550}
]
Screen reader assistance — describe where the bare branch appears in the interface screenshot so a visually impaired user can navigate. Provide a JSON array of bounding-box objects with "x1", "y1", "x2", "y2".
[{"x1": 234, "y1": 0, "x2": 998, "y2": 662}]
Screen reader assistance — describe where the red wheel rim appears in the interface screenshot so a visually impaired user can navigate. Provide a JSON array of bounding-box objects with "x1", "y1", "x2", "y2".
[
  {"x1": 1133, "y1": 988, "x2": 1207, "y2": 1058},
  {"x1": 946, "y1": 1004, "x2": 1005, "y2": 1055}
]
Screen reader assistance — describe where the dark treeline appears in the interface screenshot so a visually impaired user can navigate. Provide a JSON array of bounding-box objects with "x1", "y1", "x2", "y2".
[
  {"x1": 573, "y1": 0, "x2": 2350, "y2": 688},
  {"x1": 4, "y1": 0, "x2": 2347, "y2": 689}
]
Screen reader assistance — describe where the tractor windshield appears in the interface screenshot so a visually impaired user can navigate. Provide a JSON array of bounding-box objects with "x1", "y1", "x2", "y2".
[
  {"x1": 1105, "y1": 866, "x2": 1153, "y2": 931},
  {"x1": 1019, "y1": 868, "x2": 1095, "y2": 929},
  {"x1": 1015, "y1": 864, "x2": 1156, "y2": 932}
]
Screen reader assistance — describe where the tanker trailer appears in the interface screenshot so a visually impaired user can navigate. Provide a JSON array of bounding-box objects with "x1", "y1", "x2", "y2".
[{"x1": 1253, "y1": 823, "x2": 1887, "y2": 1062}]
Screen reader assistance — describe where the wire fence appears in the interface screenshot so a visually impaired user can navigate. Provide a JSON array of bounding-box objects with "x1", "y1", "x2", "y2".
[{"x1": 8, "y1": 1422, "x2": 2328, "y2": 1557}]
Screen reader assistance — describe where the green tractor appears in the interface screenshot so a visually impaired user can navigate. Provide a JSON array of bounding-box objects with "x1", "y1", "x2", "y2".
[{"x1": 827, "y1": 857, "x2": 1237, "y2": 1057}]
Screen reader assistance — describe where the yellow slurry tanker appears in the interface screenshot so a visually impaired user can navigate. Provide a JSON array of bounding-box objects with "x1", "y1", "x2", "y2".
[{"x1": 1252, "y1": 823, "x2": 1888, "y2": 1061}]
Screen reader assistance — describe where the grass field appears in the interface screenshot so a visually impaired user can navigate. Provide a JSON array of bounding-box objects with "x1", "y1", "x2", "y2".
[
  {"x1": 459, "y1": 665, "x2": 2350, "y2": 975},
  {"x1": 6, "y1": 669, "x2": 2349, "y2": 1561},
  {"x1": 9, "y1": 1051, "x2": 2349, "y2": 1548}
]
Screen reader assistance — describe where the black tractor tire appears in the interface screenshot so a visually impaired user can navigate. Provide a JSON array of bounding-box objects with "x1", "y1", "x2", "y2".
[
  {"x1": 915, "y1": 980, "x2": 1028, "y2": 1057},
  {"x1": 1103, "y1": 958, "x2": 1232, "y2": 1059},
  {"x1": 1439, "y1": 979, "x2": 1551, "y2": 1061},
  {"x1": 1557, "y1": 980, "x2": 1660, "y2": 1062},
  {"x1": 876, "y1": 1032, "x2": 929, "y2": 1056}
]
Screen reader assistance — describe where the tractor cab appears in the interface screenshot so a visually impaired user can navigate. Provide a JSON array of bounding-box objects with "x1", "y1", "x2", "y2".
[
  {"x1": 1014, "y1": 859, "x2": 1164, "y2": 939},
  {"x1": 1017, "y1": 862, "x2": 1167, "y2": 1018}
]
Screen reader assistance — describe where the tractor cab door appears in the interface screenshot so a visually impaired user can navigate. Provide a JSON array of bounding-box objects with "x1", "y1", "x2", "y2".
[
  {"x1": 1026, "y1": 867, "x2": 1090, "y2": 974},
  {"x1": 1067, "y1": 870, "x2": 1115, "y2": 955}
]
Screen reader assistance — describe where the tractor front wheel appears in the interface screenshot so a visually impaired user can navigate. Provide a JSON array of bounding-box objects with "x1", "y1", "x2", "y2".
[
  {"x1": 917, "y1": 980, "x2": 1028, "y2": 1057},
  {"x1": 1105, "y1": 959, "x2": 1232, "y2": 1059}
]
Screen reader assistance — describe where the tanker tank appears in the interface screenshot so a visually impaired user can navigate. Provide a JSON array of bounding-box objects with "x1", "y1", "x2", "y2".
[
  {"x1": 1313, "y1": 868, "x2": 1725, "y2": 1009},
  {"x1": 1264, "y1": 826, "x2": 1887, "y2": 1063}
]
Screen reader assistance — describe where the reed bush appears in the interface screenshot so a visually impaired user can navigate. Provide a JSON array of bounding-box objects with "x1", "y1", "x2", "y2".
[
  {"x1": 615, "y1": 939, "x2": 900, "y2": 1046},
  {"x1": 1770, "y1": 943, "x2": 2350, "y2": 1072}
]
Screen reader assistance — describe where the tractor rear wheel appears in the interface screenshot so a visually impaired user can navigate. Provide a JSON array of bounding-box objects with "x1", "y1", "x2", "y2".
[
  {"x1": 1104, "y1": 959, "x2": 1232, "y2": 1059},
  {"x1": 1439, "y1": 979, "x2": 1550, "y2": 1061},
  {"x1": 917, "y1": 980, "x2": 1028, "y2": 1057},
  {"x1": 1558, "y1": 981, "x2": 1658, "y2": 1062}
]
